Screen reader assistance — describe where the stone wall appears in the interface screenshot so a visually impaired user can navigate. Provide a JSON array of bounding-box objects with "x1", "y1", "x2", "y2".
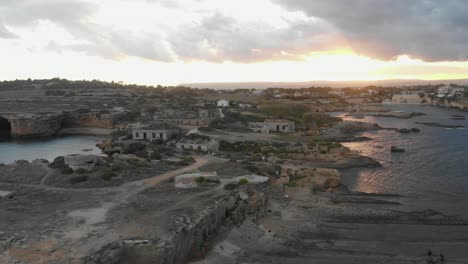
[{"x1": 83, "y1": 184, "x2": 268, "y2": 264}]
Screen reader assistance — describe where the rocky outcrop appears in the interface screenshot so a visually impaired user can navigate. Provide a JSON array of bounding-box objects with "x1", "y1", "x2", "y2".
[
  {"x1": 2, "y1": 113, "x2": 62, "y2": 138},
  {"x1": 62, "y1": 110, "x2": 114, "y2": 129},
  {"x1": 391, "y1": 146, "x2": 405, "y2": 153},
  {"x1": 83, "y1": 184, "x2": 268, "y2": 264}
]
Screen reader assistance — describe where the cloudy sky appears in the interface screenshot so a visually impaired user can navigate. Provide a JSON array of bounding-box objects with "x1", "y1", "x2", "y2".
[{"x1": 1, "y1": 0, "x2": 468, "y2": 85}]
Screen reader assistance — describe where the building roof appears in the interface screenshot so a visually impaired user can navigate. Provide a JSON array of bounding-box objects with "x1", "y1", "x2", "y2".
[
  {"x1": 135, "y1": 122, "x2": 174, "y2": 131},
  {"x1": 264, "y1": 119, "x2": 294, "y2": 124},
  {"x1": 177, "y1": 137, "x2": 216, "y2": 145}
]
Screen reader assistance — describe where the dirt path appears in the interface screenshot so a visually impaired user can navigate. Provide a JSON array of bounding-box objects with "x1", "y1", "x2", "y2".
[{"x1": 2, "y1": 156, "x2": 211, "y2": 264}]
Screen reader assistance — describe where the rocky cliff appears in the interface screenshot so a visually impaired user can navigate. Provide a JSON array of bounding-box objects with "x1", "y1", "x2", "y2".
[
  {"x1": 3, "y1": 113, "x2": 62, "y2": 138},
  {"x1": 62, "y1": 110, "x2": 114, "y2": 129}
]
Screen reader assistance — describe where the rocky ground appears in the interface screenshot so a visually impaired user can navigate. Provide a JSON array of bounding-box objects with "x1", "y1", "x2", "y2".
[{"x1": 196, "y1": 185, "x2": 468, "y2": 264}]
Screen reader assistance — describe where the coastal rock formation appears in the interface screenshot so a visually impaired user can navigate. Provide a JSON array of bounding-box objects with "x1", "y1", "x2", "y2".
[
  {"x1": 391, "y1": 146, "x2": 405, "y2": 152},
  {"x1": 397, "y1": 128, "x2": 411, "y2": 133},
  {"x1": 62, "y1": 109, "x2": 116, "y2": 129},
  {"x1": 0, "y1": 113, "x2": 62, "y2": 138}
]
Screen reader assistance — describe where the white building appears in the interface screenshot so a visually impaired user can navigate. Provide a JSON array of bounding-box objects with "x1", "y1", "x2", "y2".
[
  {"x1": 437, "y1": 86, "x2": 464, "y2": 98},
  {"x1": 391, "y1": 91, "x2": 425, "y2": 104},
  {"x1": 328, "y1": 90, "x2": 345, "y2": 97},
  {"x1": 132, "y1": 123, "x2": 175, "y2": 141},
  {"x1": 217, "y1": 99, "x2": 230, "y2": 107}
]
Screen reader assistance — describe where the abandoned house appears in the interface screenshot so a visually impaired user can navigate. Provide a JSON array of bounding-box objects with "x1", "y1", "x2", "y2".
[
  {"x1": 132, "y1": 123, "x2": 175, "y2": 141},
  {"x1": 248, "y1": 119, "x2": 295, "y2": 133},
  {"x1": 217, "y1": 99, "x2": 230, "y2": 107},
  {"x1": 155, "y1": 109, "x2": 222, "y2": 127},
  {"x1": 176, "y1": 137, "x2": 219, "y2": 153}
]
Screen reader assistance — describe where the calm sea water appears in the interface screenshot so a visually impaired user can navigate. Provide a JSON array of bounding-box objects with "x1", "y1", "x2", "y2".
[
  {"x1": 0, "y1": 136, "x2": 106, "y2": 164},
  {"x1": 332, "y1": 105, "x2": 468, "y2": 215}
]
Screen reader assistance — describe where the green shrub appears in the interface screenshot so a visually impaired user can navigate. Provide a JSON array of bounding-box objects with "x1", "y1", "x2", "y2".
[
  {"x1": 101, "y1": 171, "x2": 116, "y2": 181},
  {"x1": 111, "y1": 164, "x2": 123, "y2": 171},
  {"x1": 224, "y1": 183, "x2": 239, "y2": 190},
  {"x1": 125, "y1": 142, "x2": 146, "y2": 154},
  {"x1": 49, "y1": 156, "x2": 65, "y2": 169},
  {"x1": 135, "y1": 150, "x2": 148, "y2": 159},
  {"x1": 196, "y1": 177, "x2": 205, "y2": 184},
  {"x1": 69, "y1": 175, "x2": 88, "y2": 184},
  {"x1": 150, "y1": 152, "x2": 162, "y2": 160},
  {"x1": 75, "y1": 168, "x2": 87, "y2": 174},
  {"x1": 238, "y1": 179, "x2": 249, "y2": 185},
  {"x1": 61, "y1": 166, "x2": 74, "y2": 175}
]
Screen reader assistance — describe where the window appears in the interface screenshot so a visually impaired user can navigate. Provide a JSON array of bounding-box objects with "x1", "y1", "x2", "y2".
[
  {"x1": 136, "y1": 132, "x2": 140, "y2": 138},
  {"x1": 152, "y1": 132, "x2": 156, "y2": 138}
]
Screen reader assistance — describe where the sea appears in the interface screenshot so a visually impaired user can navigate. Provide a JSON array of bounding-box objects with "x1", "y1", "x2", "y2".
[
  {"x1": 332, "y1": 104, "x2": 468, "y2": 216},
  {"x1": 0, "y1": 136, "x2": 105, "y2": 164}
]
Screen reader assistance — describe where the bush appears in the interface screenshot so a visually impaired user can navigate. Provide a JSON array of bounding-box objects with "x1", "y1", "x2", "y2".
[
  {"x1": 224, "y1": 183, "x2": 239, "y2": 190},
  {"x1": 150, "y1": 152, "x2": 162, "y2": 160},
  {"x1": 69, "y1": 175, "x2": 88, "y2": 184},
  {"x1": 49, "y1": 156, "x2": 65, "y2": 169},
  {"x1": 111, "y1": 164, "x2": 123, "y2": 171},
  {"x1": 61, "y1": 166, "x2": 74, "y2": 175},
  {"x1": 238, "y1": 179, "x2": 249, "y2": 185},
  {"x1": 101, "y1": 171, "x2": 116, "y2": 181},
  {"x1": 196, "y1": 177, "x2": 205, "y2": 184},
  {"x1": 75, "y1": 168, "x2": 87, "y2": 174},
  {"x1": 125, "y1": 142, "x2": 146, "y2": 154},
  {"x1": 135, "y1": 150, "x2": 148, "y2": 159}
]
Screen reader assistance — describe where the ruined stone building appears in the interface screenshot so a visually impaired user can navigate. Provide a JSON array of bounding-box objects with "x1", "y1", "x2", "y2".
[
  {"x1": 176, "y1": 137, "x2": 219, "y2": 153},
  {"x1": 132, "y1": 123, "x2": 175, "y2": 141},
  {"x1": 155, "y1": 109, "x2": 222, "y2": 127},
  {"x1": 248, "y1": 119, "x2": 295, "y2": 133}
]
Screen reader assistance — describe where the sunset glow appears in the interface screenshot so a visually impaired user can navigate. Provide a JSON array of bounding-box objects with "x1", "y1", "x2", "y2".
[{"x1": 1, "y1": 0, "x2": 468, "y2": 85}]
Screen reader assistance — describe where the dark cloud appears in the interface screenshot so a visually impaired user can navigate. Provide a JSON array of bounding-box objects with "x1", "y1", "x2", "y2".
[
  {"x1": 0, "y1": 0, "x2": 175, "y2": 61},
  {"x1": 169, "y1": 12, "x2": 337, "y2": 62},
  {"x1": 274, "y1": 0, "x2": 468, "y2": 61}
]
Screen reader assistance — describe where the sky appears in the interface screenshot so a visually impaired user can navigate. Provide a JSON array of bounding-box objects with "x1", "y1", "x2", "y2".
[{"x1": 1, "y1": 0, "x2": 468, "y2": 86}]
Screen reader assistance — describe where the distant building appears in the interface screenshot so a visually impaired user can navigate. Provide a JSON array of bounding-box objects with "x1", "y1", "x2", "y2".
[
  {"x1": 238, "y1": 103, "x2": 254, "y2": 108},
  {"x1": 155, "y1": 109, "x2": 222, "y2": 127},
  {"x1": 176, "y1": 137, "x2": 219, "y2": 153},
  {"x1": 391, "y1": 91, "x2": 425, "y2": 104},
  {"x1": 132, "y1": 123, "x2": 175, "y2": 141},
  {"x1": 437, "y1": 86, "x2": 464, "y2": 98},
  {"x1": 248, "y1": 119, "x2": 295, "y2": 133},
  {"x1": 217, "y1": 99, "x2": 230, "y2": 107},
  {"x1": 328, "y1": 90, "x2": 345, "y2": 97}
]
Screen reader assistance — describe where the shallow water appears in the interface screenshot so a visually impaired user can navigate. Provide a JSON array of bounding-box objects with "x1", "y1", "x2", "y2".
[
  {"x1": 0, "y1": 136, "x2": 106, "y2": 164},
  {"x1": 331, "y1": 105, "x2": 468, "y2": 210}
]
